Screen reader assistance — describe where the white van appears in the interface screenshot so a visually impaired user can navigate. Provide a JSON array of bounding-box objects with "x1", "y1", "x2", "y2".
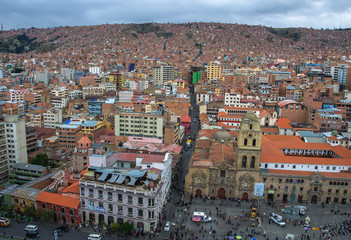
[
  {"x1": 88, "y1": 233, "x2": 102, "y2": 240},
  {"x1": 25, "y1": 225, "x2": 38, "y2": 231}
]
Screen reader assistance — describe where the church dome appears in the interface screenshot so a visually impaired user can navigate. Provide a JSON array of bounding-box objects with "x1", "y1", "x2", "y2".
[{"x1": 213, "y1": 130, "x2": 232, "y2": 142}]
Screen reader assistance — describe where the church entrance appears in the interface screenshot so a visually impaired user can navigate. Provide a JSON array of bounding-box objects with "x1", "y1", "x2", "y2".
[
  {"x1": 195, "y1": 189, "x2": 202, "y2": 197},
  {"x1": 242, "y1": 192, "x2": 248, "y2": 201},
  {"x1": 311, "y1": 195, "x2": 318, "y2": 204},
  {"x1": 218, "y1": 188, "x2": 225, "y2": 199}
]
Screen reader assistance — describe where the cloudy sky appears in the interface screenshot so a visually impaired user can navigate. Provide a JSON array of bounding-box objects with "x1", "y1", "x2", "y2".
[{"x1": 0, "y1": 0, "x2": 350, "y2": 30}]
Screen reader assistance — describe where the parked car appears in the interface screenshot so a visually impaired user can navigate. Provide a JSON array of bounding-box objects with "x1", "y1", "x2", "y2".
[
  {"x1": 26, "y1": 230, "x2": 39, "y2": 238},
  {"x1": 25, "y1": 225, "x2": 38, "y2": 232},
  {"x1": 164, "y1": 221, "x2": 171, "y2": 231},
  {"x1": 203, "y1": 216, "x2": 212, "y2": 222},
  {"x1": 270, "y1": 213, "x2": 286, "y2": 227},
  {"x1": 88, "y1": 233, "x2": 102, "y2": 240},
  {"x1": 0, "y1": 218, "x2": 10, "y2": 227}
]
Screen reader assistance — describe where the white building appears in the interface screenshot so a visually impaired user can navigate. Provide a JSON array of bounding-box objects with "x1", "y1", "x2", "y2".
[
  {"x1": 153, "y1": 63, "x2": 175, "y2": 86},
  {"x1": 69, "y1": 90, "x2": 83, "y2": 99},
  {"x1": 43, "y1": 109, "x2": 62, "y2": 129},
  {"x1": 4, "y1": 115, "x2": 28, "y2": 170},
  {"x1": 80, "y1": 152, "x2": 172, "y2": 232},
  {"x1": 89, "y1": 66, "x2": 102, "y2": 75}
]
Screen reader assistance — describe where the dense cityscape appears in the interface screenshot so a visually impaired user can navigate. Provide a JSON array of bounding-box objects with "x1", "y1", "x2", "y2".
[{"x1": 0, "y1": 21, "x2": 351, "y2": 240}]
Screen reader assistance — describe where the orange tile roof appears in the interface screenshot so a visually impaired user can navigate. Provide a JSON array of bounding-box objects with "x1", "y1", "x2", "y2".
[
  {"x1": 261, "y1": 127, "x2": 279, "y2": 133},
  {"x1": 37, "y1": 191, "x2": 80, "y2": 209},
  {"x1": 275, "y1": 118, "x2": 292, "y2": 129},
  {"x1": 61, "y1": 181, "x2": 80, "y2": 194}
]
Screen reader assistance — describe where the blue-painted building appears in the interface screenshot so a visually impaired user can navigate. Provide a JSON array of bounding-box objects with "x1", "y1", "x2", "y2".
[{"x1": 88, "y1": 101, "x2": 104, "y2": 115}]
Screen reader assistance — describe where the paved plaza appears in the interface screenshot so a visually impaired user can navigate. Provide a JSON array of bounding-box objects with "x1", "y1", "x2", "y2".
[{"x1": 159, "y1": 197, "x2": 351, "y2": 240}]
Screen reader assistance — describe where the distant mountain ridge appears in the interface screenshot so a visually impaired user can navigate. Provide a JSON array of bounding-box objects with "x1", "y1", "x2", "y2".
[{"x1": 0, "y1": 23, "x2": 350, "y2": 59}]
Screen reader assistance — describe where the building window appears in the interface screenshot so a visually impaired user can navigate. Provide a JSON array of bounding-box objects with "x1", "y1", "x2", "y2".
[
  {"x1": 118, "y1": 206, "x2": 123, "y2": 213},
  {"x1": 42, "y1": 203, "x2": 46, "y2": 209},
  {"x1": 128, "y1": 196, "x2": 133, "y2": 204},
  {"x1": 138, "y1": 197, "x2": 143, "y2": 205},
  {"x1": 249, "y1": 124, "x2": 253, "y2": 130},
  {"x1": 89, "y1": 189, "x2": 93, "y2": 197},
  {"x1": 138, "y1": 209, "x2": 143, "y2": 217},
  {"x1": 98, "y1": 191, "x2": 103, "y2": 199},
  {"x1": 81, "y1": 201, "x2": 85, "y2": 208},
  {"x1": 118, "y1": 194, "x2": 123, "y2": 202},
  {"x1": 300, "y1": 187, "x2": 303, "y2": 192},
  {"x1": 293, "y1": 165, "x2": 296, "y2": 169},
  {"x1": 22, "y1": 200, "x2": 26, "y2": 206},
  {"x1": 108, "y1": 204, "x2": 113, "y2": 212},
  {"x1": 61, "y1": 207, "x2": 65, "y2": 213},
  {"x1": 108, "y1": 192, "x2": 112, "y2": 200},
  {"x1": 250, "y1": 156, "x2": 255, "y2": 169},
  {"x1": 252, "y1": 139, "x2": 256, "y2": 147},
  {"x1": 148, "y1": 199, "x2": 155, "y2": 207},
  {"x1": 70, "y1": 209, "x2": 74, "y2": 215},
  {"x1": 80, "y1": 187, "x2": 85, "y2": 196},
  {"x1": 220, "y1": 170, "x2": 226, "y2": 178},
  {"x1": 241, "y1": 156, "x2": 247, "y2": 168},
  {"x1": 244, "y1": 138, "x2": 248, "y2": 146},
  {"x1": 128, "y1": 208, "x2": 133, "y2": 216},
  {"x1": 314, "y1": 187, "x2": 318, "y2": 191}
]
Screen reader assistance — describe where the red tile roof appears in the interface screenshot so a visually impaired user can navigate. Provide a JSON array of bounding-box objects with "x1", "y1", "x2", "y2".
[{"x1": 37, "y1": 191, "x2": 80, "y2": 209}]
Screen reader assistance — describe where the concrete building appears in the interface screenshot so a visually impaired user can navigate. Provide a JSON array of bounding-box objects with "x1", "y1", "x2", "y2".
[
  {"x1": 115, "y1": 111, "x2": 167, "y2": 141},
  {"x1": 207, "y1": 62, "x2": 222, "y2": 81},
  {"x1": 4, "y1": 115, "x2": 28, "y2": 170},
  {"x1": 88, "y1": 101, "x2": 104, "y2": 115},
  {"x1": 153, "y1": 63, "x2": 175, "y2": 86},
  {"x1": 118, "y1": 91, "x2": 133, "y2": 102},
  {"x1": 79, "y1": 152, "x2": 172, "y2": 232},
  {"x1": 57, "y1": 122, "x2": 82, "y2": 151},
  {"x1": 0, "y1": 119, "x2": 8, "y2": 184},
  {"x1": 61, "y1": 68, "x2": 75, "y2": 80},
  {"x1": 9, "y1": 163, "x2": 48, "y2": 185},
  {"x1": 34, "y1": 72, "x2": 51, "y2": 85},
  {"x1": 72, "y1": 136, "x2": 92, "y2": 172},
  {"x1": 43, "y1": 108, "x2": 62, "y2": 128}
]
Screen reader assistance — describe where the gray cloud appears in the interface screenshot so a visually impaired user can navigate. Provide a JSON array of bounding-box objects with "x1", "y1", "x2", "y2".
[{"x1": 0, "y1": 0, "x2": 350, "y2": 30}]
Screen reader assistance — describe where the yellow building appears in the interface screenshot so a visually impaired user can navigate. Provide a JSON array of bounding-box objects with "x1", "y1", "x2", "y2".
[
  {"x1": 80, "y1": 120, "x2": 105, "y2": 135},
  {"x1": 109, "y1": 72, "x2": 124, "y2": 89},
  {"x1": 207, "y1": 63, "x2": 222, "y2": 81},
  {"x1": 11, "y1": 188, "x2": 40, "y2": 214}
]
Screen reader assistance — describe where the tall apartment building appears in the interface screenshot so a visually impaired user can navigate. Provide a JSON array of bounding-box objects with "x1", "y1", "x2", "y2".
[
  {"x1": 34, "y1": 72, "x2": 51, "y2": 85},
  {"x1": 109, "y1": 72, "x2": 124, "y2": 89},
  {"x1": 43, "y1": 109, "x2": 62, "y2": 128},
  {"x1": 118, "y1": 91, "x2": 133, "y2": 102},
  {"x1": 207, "y1": 62, "x2": 222, "y2": 81},
  {"x1": 0, "y1": 119, "x2": 8, "y2": 184},
  {"x1": 153, "y1": 63, "x2": 175, "y2": 86},
  {"x1": 57, "y1": 123, "x2": 81, "y2": 151},
  {"x1": 115, "y1": 111, "x2": 166, "y2": 140},
  {"x1": 51, "y1": 87, "x2": 69, "y2": 98},
  {"x1": 4, "y1": 115, "x2": 28, "y2": 170},
  {"x1": 324, "y1": 64, "x2": 349, "y2": 91},
  {"x1": 26, "y1": 126, "x2": 37, "y2": 155},
  {"x1": 61, "y1": 68, "x2": 75, "y2": 80}
]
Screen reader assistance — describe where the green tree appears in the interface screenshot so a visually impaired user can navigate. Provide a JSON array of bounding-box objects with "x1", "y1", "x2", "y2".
[
  {"x1": 31, "y1": 153, "x2": 49, "y2": 167},
  {"x1": 110, "y1": 222, "x2": 120, "y2": 232},
  {"x1": 24, "y1": 206, "x2": 34, "y2": 217},
  {"x1": 34, "y1": 209, "x2": 42, "y2": 219},
  {"x1": 43, "y1": 210, "x2": 53, "y2": 222},
  {"x1": 121, "y1": 221, "x2": 133, "y2": 236}
]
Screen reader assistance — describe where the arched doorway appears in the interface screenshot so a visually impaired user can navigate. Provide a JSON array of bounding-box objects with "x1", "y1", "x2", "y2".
[
  {"x1": 311, "y1": 195, "x2": 317, "y2": 204},
  {"x1": 195, "y1": 189, "x2": 202, "y2": 197},
  {"x1": 242, "y1": 192, "x2": 249, "y2": 201},
  {"x1": 218, "y1": 188, "x2": 225, "y2": 199}
]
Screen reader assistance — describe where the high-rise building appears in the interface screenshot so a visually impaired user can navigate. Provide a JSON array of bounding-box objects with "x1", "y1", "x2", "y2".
[
  {"x1": 207, "y1": 62, "x2": 222, "y2": 81},
  {"x1": 109, "y1": 72, "x2": 124, "y2": 89},
  {"x1": 0, "y1": 118, "x2": 8, "y2": 184},
  {"x1": 4, "y1": 115, "x2": 28, "y2": 170},
  {"x1": 153, "y1": 63, "x2": 175, "y2": 86}
]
